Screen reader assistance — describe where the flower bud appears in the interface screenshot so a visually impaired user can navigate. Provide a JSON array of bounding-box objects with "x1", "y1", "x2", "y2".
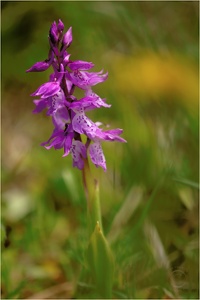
[
  {"x1": 26, "y1": 61, "x2": 49, "y2": 72},
  {"x1": 49, "y1": 21, "x2": 58, "y2": 45},
  {"x1": 61, "y1": 26, "x2": 72, "y2": 50},
  {"x1": 57, "y1": 19, "x2": 64, "y2": 32}
]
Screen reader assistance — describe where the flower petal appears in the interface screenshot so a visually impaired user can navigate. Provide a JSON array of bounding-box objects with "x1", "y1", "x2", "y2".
[
  {"x1": 89, "y1": 142, "x2": 106, "y2": 171},
  {"x1": 70, "y1": 95, "x2": 110, "y2": 111},
  {"x1": 32, "y1": 99, "x2": 48, "y2": 114},
  {"x1": 26, "y1": 60, "x2": 51, "y2": 72},
  {"x1": 63, "y1": 132, "x2": 74, "y2": 157},
  {"x1": 68, "y1": 60, "x2": 94, "y2": 71},
  {"x1": 72, "y1": 109, "x2": 98, "y2": 139},
  {"x1": 41, "y1": 131, "x2": 64, "y2": 150},
  {"x1": 70, "y1": 140, "x2": 86, "y2": 169},
  {"x1": 66, "y1": 69, "x2": 108, "y2": 90},
  {"x1": 102, "y1": 129, "x2": 127, "y2": 142},
  {"x1": 52, "y1": 106, "x2": 70, "y2": 129}
]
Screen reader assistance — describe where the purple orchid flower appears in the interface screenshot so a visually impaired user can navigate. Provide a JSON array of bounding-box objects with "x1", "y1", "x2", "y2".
[
  {"x1": 66, "y1": 69, "x2": 108, "y2": 90},
  {"x1": 68, "y1": 60, "x2": 94, "y2": 71},
  {"x1": 32, "y1": 90, "x2": 66, "y2": 115},
  {"x1": 31, "y1": 81, "x2": 61, "y2": 99},
  {"x1": 41, "y1": 123, "x2": 74, "y2": 157},
  {"x1": 27, "y1": 19, "x2": 126, "y2": 171},
  {"x1": 69, "y1": 95, "x2": 110, "y2": 111}
]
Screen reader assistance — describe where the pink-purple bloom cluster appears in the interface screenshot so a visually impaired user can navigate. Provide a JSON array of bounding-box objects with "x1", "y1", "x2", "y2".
[{"x1": 27, "y1": 20, "x2": 126, "y2": 171}]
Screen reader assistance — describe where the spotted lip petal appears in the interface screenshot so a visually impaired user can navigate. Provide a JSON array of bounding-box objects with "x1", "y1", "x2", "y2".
[
  {"x1": 70, "y1": 140, "x2": 87, "y2": 170},
  {"x1": 68, "y1": 60, "x2": 94, "y2": 71},
  {"x1": 89, "y1": 142, "x2": 106, "y2": 171},
  {"x1": 66, "y1": 70, "x2": 108, "y2": 90},
  {"x1": 52, "y1": 106, "x2": 70, "y2": 129},
  {"x1": 69, "y1": 95, "x2": 111, "y2": 111},
  {"x1": 84, "y1": 89, "x2": 111, "y2": 109},
  {"x1": 72, "y1": 109, "x2": 99, "y2": 140},
  {"x1": 47, "y1": 90, "x2": 67, "y2": 116}
]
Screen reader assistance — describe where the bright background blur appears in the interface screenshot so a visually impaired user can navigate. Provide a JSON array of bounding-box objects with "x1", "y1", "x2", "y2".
[{"x1": 1, "y1": 1, "x2": 199, "y2": 299}]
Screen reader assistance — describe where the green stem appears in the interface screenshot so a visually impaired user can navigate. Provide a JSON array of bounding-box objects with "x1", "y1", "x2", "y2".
[
  {"x1": 80, "y1": 156, "x2": 114, "y2": 299},
  {"x1": 82, "y1": 157, "x2": 102, "y2": 236}
]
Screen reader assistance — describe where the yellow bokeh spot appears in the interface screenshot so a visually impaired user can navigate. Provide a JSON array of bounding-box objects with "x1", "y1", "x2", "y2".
[{"x1": 112, "y1": 52, "x2": 198, "y2": 111}]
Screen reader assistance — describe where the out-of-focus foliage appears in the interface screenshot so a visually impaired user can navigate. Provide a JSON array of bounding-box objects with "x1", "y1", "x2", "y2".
[{"x1": 2, "y1": 1, "x2": 199, "y2": 299}]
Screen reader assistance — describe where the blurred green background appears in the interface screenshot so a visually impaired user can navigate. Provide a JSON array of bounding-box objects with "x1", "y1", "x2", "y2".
[{"x1": 2, "y1": 1, "x2": 199, "y2": 299}]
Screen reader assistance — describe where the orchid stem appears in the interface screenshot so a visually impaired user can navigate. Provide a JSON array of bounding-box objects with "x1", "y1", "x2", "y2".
[{"x1": 82, "y1": 156, "x2": 102, "y2": 236}]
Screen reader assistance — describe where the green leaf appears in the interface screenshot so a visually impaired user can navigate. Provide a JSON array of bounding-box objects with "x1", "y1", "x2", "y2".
[
  {"x1": 86, "y1": 222, "x2": 114, "y2": 298},
  {"x1": 173, "y1": 177, "x2": 199, "y2": 190}
]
